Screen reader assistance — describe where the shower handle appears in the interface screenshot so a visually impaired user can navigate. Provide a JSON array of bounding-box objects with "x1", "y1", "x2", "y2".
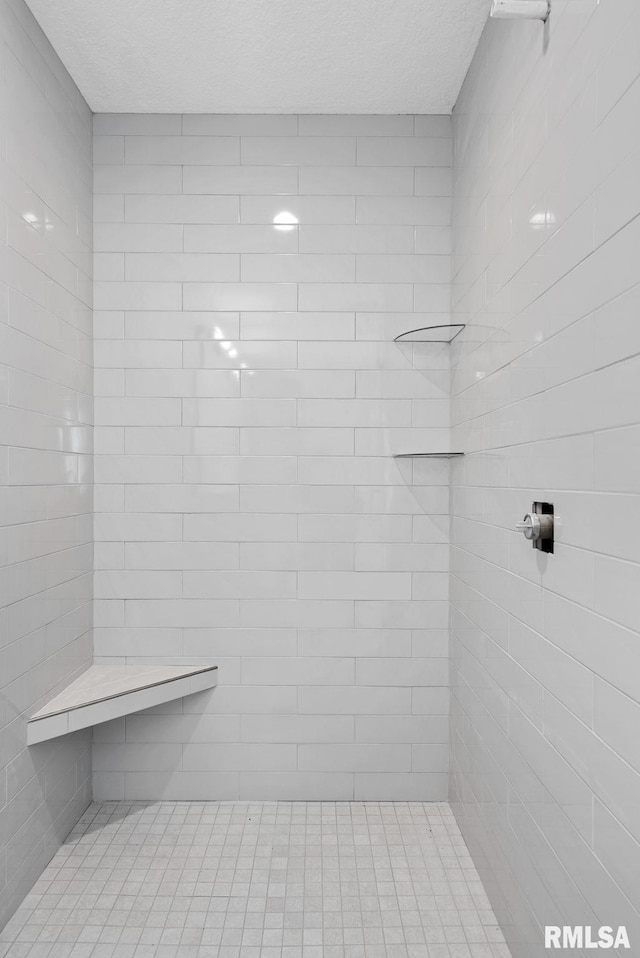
[{"x1": 516, "y1": 513, "x2": 553, "y2": 543}]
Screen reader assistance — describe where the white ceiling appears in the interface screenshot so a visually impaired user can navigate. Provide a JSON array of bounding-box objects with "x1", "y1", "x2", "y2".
[{"x1": 24, "y1": 0, "x2": 490, "y2": 115}]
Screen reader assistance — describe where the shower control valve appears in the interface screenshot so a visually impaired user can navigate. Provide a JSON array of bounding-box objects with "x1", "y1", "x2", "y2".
[
  {"x1": 516, "y1": 502, "x2": 554, "y2": 553},
  {"x1": 517, "y1": 514, "x2": 542, "y2": 540}
]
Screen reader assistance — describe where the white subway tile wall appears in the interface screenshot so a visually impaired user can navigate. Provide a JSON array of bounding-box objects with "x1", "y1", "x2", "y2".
[
  {"x1": 93, "y1": 113, "x2": 452, "y2": 802},
  {"x1": 0, "y1": 0, "x2": 93, "y2": 926},
  {"x1": 450, "y1": 4, "x2": 640, "y2": 957}
]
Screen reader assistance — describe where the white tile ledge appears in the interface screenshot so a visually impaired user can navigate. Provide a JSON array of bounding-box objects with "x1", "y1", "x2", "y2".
[{"x1": 27, "y1": 664, "x2": 218, "y2": 745}]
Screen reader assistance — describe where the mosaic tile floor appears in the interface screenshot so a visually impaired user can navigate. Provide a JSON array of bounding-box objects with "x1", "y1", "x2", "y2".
[{"x1": 0, "y1": 802, "x2": 511, "y2": 958}]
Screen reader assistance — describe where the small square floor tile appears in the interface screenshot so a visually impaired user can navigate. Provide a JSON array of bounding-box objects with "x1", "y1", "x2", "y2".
[{"x1": 1, "y1": 804, "x2": 511, "y2": 958}]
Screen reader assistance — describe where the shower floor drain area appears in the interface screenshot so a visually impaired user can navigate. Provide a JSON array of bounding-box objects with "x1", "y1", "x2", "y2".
[
  {"x1": 27, "y1": 664, "x2": 218, "y2": 745},
  {"x1": 0, "y1": 800, "x2": 511, "y2": 958}
]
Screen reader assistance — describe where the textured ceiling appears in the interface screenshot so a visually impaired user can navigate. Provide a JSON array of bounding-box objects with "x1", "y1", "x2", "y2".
[{"x1": 24, "y1": 0, "x2": 490, "y2": 114}]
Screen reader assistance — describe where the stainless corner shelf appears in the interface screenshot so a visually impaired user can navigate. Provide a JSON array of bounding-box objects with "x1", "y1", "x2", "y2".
[
  {"x1": 394, "y1": 323, "x2": 466, "y2": 344},
  {"x1": 393, "y1": 452, "x2": 465, "y2": 459}
]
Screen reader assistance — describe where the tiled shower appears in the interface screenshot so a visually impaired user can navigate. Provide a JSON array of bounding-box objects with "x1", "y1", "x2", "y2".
[
  {"x1": 1, "y1": 0, "x2": 639, "y2": 956},
  {"x1": 92, "y1": 111, "x2": 452, "y2": 805}
]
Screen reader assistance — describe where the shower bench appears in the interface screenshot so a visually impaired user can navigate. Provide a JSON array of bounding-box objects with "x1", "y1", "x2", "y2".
[{"x1": 27, "y1": 664, "x2": 218, "y2": 745}]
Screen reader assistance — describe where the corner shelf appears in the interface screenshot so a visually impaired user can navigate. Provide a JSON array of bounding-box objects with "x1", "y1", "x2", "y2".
[
  {"x1": 394, "y1": 323, "x2": 466, "y2": 344},
  {"x1": 393, "y1": 452, "x2": 465, "y2": 459},
  {"x1": 392, "y1": 325, "x2": 466, "y2": 460},
  {"x1": 27, "y1": 664, "x2": 218, "y2": 744}
]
